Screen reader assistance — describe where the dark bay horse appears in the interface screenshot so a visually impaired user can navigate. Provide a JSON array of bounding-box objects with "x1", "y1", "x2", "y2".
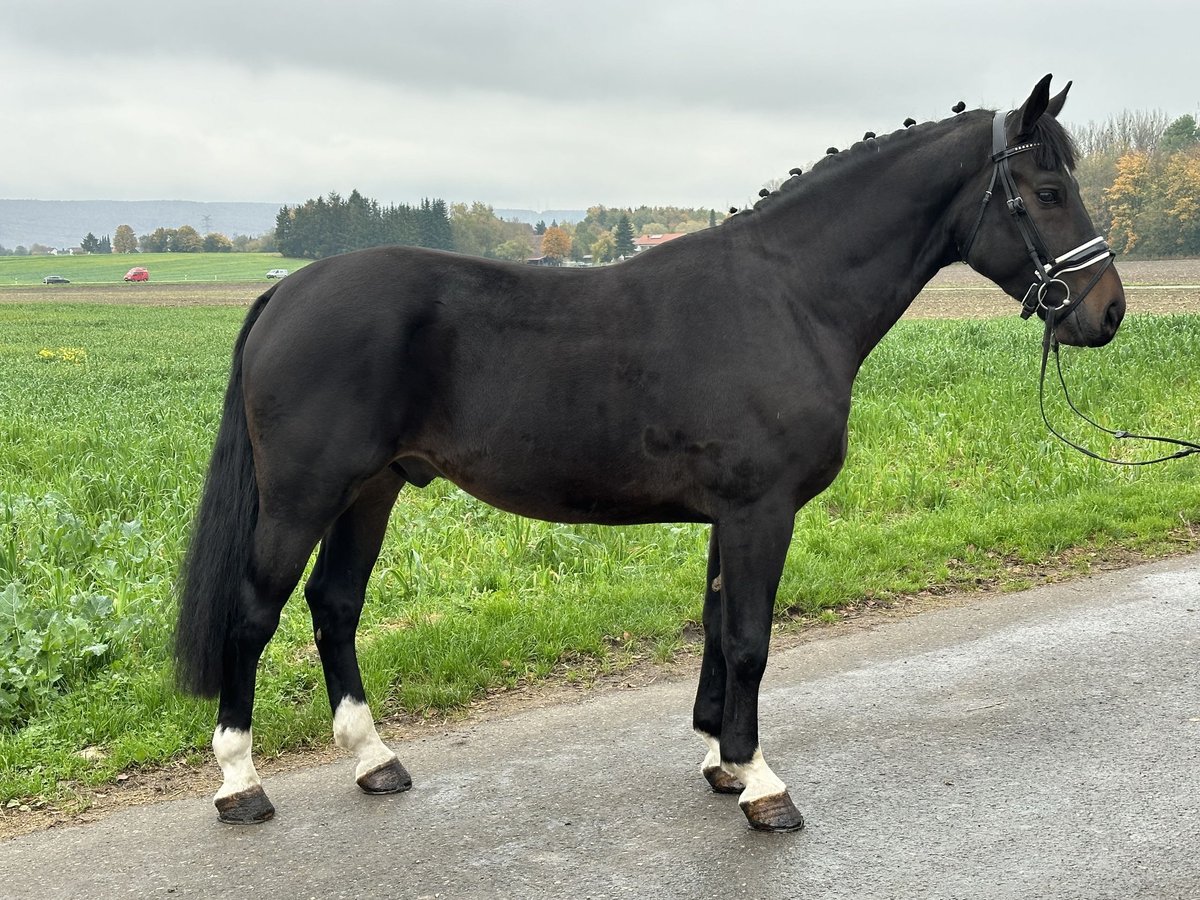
[{"x1": 175, "y1": 75, "x2": 1125, "y2": 832}]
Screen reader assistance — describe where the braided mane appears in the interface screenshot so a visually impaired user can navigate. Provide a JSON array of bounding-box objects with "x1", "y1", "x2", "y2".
[{"x1": 726, "y1": 103, "x2": 1078, "y2": 224}]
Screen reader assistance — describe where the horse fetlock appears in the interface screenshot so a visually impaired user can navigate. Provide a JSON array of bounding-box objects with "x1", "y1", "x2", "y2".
[
  {"x1": 333, "y1": 698, "x2": 399, "y2": 781},
  {"x1": 703, "y1": 766, "x2": 746, "y2": 794},
  {"x1": 725, "y1": 749, "x2": 787, "y2": 804},
  {"x1": 697, "y1": 732, "x2": 745, "y2": 794},
  {"x1": 212, "y1": 726, "x2": 261, "y2": 799}
]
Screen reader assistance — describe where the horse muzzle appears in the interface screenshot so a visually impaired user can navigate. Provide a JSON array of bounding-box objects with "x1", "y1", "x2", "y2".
[{"x1": 1048, "y1": 260, "x2": 1125, "y2": 347}]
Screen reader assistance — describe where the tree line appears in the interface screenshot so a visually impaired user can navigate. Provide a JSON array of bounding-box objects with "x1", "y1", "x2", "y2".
[
  {"x1": 271, "y1": 191, "x2": 719, "y2": 264},
  {"x1": 1072, "y1": 112, "x2": 1200, "y2": 256},
  {"x1": 274, "y1": 191, "x2": 454, "y2": 259},
  {"x1": 4, "y1": 112, "x2": 1198, "y2": 261},
  {"x1": 0, "y1": 224, "x2": 275, "y2": 256}
]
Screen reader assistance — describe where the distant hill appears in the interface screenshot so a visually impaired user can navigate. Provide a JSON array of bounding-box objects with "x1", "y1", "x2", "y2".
[
  {"x1": 0, "y1": 199, "x2": 282, "y2": 249},
  {"x1": 494, "y1": 208, "x2": 586, "y2": 226}
]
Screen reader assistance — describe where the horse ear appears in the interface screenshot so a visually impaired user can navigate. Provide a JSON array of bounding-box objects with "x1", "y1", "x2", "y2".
[
  {"x1": 1046, "y1": 80, "x2": 1073, "y2": 119},
  {"x1": 1015, "y1": 73, "x2": 1054, "y2": 137}
]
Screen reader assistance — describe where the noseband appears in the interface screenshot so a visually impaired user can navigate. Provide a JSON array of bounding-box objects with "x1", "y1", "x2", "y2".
[{"x1": 961, "y1": 110, "x2": 1114, "y2": 322}]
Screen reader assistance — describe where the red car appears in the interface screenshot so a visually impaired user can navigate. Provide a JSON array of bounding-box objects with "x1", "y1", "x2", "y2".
[{"x1": 124, "y1": 267, "x2": 149, "y2": 282}]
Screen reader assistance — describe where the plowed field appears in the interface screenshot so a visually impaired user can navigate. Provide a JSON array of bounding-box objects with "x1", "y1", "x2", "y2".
[{"x1": 2, "y1": 259, "x2": 1197, "y2": 316}]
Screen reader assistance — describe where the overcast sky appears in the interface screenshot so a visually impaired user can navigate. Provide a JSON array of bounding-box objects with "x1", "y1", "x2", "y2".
[{"x1": 3, "y1": 1, "x2": 1197, "y2": 212}]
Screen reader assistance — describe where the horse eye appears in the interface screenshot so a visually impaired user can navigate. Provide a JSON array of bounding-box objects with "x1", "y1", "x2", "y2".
[{"x1": 1036, "y1": 189, "x2": 1060, "y2": 204}]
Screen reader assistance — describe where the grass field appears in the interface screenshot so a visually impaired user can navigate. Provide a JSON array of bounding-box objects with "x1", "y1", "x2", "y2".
[
  {"x1": 0, "y1": 252, "x2": 312, "y2": 286},
  {"x1": 1, "y1": 301, "x2": 1198, "y2": 806}
]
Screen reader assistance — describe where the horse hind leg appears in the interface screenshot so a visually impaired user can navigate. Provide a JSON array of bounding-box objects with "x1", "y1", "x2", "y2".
[
  {"x1": 214, "y1": 511, "x2": 331, "y2": 824},
  {"x1": 305, "y1": 468, "x2": 411, "y2": 795},
  {"x1": 692, "y1": 523, "x2": 745, "y2": 795}
]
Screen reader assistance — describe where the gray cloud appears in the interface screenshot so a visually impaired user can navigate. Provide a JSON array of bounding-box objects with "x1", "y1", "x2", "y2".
[{"x1": 2, "y1": 1, "x2": 1196, "y2": 208}]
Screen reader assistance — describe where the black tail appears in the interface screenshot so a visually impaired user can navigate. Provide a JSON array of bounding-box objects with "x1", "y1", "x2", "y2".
[{"x1": 174, "y1": 289, "x2": 274, "y2": 697}]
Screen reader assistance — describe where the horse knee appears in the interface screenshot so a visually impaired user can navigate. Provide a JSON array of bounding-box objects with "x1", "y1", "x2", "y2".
[{"x1": 722, "y1": 638, "x2": 769, "y2": 685}]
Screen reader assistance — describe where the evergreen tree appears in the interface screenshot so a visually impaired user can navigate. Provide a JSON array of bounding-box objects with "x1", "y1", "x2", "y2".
[
  {"x1": 274, "y1": 191, "x2": 455, "y2": 259},
  {"x1": 97, "y1": 234, "x2": 112, "y2": 253},
  {"x1": 80, "y1": 232, "x2": 100, "y2": 253},
  {"x1": 614, "y1": 214, "x2": 635, "y2": 257},
  {"x1": 1160, "y1": 115, "x2": 1200, "y2": 154}
]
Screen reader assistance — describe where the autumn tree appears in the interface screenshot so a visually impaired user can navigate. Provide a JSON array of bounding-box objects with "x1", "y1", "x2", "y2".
[
  {"x1": 541, "y1": 225, "x2": 572, "y2": 262},
  {"x1": 590, "y1": 230, "x2": 616, "y2": 264},
  {"x1": 1102, "y1": 143, "x2": 1200, "y2": 257},
  {"x1": 1158, "y1": 147, "x2": 1200, "y2": 254},
  {"x1": 1104, "y1": 151, "x2": 1153, "y2": 253},
  {"x1": 113, "y1": 224, "x2": 138, "y2": 253}
]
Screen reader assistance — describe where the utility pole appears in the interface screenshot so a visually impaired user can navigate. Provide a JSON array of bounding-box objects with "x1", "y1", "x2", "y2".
[{"x1": 201, "y1": 214, "x2": 212, "y2": 234}]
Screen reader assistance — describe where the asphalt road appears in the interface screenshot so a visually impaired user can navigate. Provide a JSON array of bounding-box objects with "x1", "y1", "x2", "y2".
[{"x1": 3, "y1": 553, "x2": 1198, "y2": 900}]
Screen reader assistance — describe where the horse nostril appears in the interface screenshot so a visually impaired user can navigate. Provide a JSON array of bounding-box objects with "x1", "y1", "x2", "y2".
[{"x1": 1104, "y1": 298, "x2": 1125, "y2": 333}]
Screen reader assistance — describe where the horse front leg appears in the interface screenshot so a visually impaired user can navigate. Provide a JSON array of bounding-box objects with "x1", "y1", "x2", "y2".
[{"x1": 715, "y1": 503, "x2": 804, "y2": 832}]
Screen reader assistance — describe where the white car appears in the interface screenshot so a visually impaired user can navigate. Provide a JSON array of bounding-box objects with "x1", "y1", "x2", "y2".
[{"x1": 266, "y1": 268, "x2": 289, "y2": 279}]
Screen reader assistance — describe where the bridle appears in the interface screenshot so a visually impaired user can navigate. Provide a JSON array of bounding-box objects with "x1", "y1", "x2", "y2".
[
  {"x1": 960, "y1": 109, "x2": 1114, "y2": 322},
  {"x1": 962, "y1": 109, "x2": 1200, "y2": 466}
]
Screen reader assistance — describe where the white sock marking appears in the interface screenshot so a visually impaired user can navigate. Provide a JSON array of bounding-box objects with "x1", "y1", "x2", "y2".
[
  {"x1": 727, "y1": 748, "x2": 788, "y2": 805},
  {"x1": 212, "y1": 726, "x2": 260, "y2": 800},
  {"x1": 333, "y1": 698, "x2": 397, "y2": 779},
  {"x1": 697, "y1": 730, "x2": 723, "y2": 775}
]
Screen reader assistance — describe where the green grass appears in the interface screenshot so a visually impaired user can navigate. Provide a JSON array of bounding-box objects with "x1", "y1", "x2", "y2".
[
  {"x1": 0, "y1": 253, "x2": 311, "y2": 286},
  {"x1": 1, "y1": 305, "x2": 1197, "y2": 803}
]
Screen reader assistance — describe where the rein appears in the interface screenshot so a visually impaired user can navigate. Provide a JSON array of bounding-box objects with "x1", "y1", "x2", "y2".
[
  {"x1": 965, "y1": 109, "x2": 1200, "y2": 467},
  {"x1": 1038, "y1": 309, "x2": 1200, "y2": 465}
]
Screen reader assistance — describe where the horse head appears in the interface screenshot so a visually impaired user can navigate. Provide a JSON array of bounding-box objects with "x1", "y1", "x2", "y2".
[{"x1": 958, "y1": 74, "x2": 1126, "y2": 347}]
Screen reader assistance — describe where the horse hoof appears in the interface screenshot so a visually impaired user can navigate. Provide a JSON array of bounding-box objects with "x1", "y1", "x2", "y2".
[
  {"x1": 215, "y1": 786, "x2": 275, "y2": 824},
  {"x1": 703, "y1": 766, "x2": 745, "y2": 795},
  {"x1": 741, "y1": 791, "x2": 805, "y2": 833},
  {"x1": 356, "y1": 758, "x2": 412, "y2": 794}
]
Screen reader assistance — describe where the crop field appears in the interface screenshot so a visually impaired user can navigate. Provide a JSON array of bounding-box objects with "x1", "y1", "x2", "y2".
[
  {"x1": 0, "y1": 252, "x2": 311, "y2": 288},
  {"x1": 1, "y1": 259, "x2": 1198, "y2": 816}
]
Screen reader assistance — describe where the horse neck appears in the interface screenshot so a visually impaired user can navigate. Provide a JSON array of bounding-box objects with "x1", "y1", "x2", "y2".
[{"x1": 748, "y1": 117, "x2": 989, "y2": 366}]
